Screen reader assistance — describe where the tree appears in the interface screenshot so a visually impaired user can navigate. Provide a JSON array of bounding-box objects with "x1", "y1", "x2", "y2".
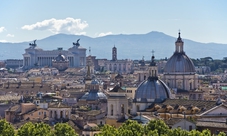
[
  {"x1": 118, "y1": 120, "x2": 144, "y2": 136},
  {"x1": 17, "y1": 122, "x2": 34, "y2": 136},
  {"x1": 168, "y1": 128, "x2": 189, "y2": 136},
  {"x1": 0, "y1": 119, "x2": 15, "y2": 136},
  {"x1": 201, "y1": 129, "x2": 211, "y2": 136},
  {"x1": 188, "y1": 129, "x2": 204, "y2": 136},
  {"x1": 17, "y1": 122, "x2": 53, "y2": 136},
  {"x1": 144, "y1": 119, "x2": 169, "y2": 135},
  {"x1": 97, "y1": 124, "x2": 118, "y2": 136},
  {"x1": 218, "y1": 132, "x2": 226, "y2": 136},
  {"x1": 54, "y1": 123, "x2": 78, "y2": 136}
]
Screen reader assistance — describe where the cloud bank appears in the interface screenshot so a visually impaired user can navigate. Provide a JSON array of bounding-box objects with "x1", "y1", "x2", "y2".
[
  {"x1": 21, "y1": 18, "x2": 88, "y2": 35},
  {"x1": 0, "y1": 27, "x2": 6, "y2": 33},
  {"x1": 0, "y1": 40, "x2": 7, "y2": 43},
  {"x1": 98, "y1": 32, "x2": 113, "y2": 37},
  {"x1": 7, "y1": 34, "x2": 14, "y2": 37}
]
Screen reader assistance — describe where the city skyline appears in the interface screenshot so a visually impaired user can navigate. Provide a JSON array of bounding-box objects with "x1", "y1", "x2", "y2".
[{"x1": 0, "y1": 0, "x2": 227, "y2": 44}]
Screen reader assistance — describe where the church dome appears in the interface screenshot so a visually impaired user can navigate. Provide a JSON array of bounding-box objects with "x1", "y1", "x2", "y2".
[
  {"x1": 80, "y1": 90, "x2": 107, "y2": 101},
  {"x1": 134, "y1": 77, "x2": 171, "y2": 103},
  {"x1": 164, "y1": 32, "x2": 195, "y2": 73},
  {"x1": 91, "y1": 79, "x2": 99, "y2": 85},
  {"x1": 134, "y1": 54, "x2": 172, "y2": 103},
  {"x1": 164, "y1": 52, "x2": 195, "y2": 73}
]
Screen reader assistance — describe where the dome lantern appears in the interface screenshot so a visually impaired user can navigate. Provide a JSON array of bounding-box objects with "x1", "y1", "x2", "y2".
[{"x1": 175, "y1": 31, "x2": 184, "y2": 53}]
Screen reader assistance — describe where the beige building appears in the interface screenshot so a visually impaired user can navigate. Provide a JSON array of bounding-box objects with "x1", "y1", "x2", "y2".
[
  {"x1": 23, "y1": 108, "x2": 49, "y2": 120},
  {"x1": 106, "y1": 85, "x2": 129, "y2": 127},
  {"x1": 5, "y1": 103, "x2": 37, "y2": 122},
  {"x1": 48, "y1": 103, "x2": 71, "y2": 120},
  {"x1": 104, "y1": 46, "x2": 133, "y2": 74}
]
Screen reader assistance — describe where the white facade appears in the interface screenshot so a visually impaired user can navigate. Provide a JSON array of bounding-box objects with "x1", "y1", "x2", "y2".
[
  {"x1": 172, "y1": 119, "x2": 196, "y2": 131},
  {"x1": 103, "y1": 46, "x2": 133, "y2": 74},
  {"x1": 104, "y1": 60, "x2": 133, "y2": 74},
  {"x1": 107, "y1": 93, "x2": 128, "y2": 120},
  {"x1": 163, "y1": 74, "x2": 198, "y2": 91},
  {"x1": 23, "y1": 40, "x2": 86, "y2": 69},
  {"x1": 48, "y1": 107, "x2": 71, "y2": 119}
]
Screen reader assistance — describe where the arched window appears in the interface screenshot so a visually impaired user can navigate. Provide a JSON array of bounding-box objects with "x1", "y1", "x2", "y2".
[
  {"x1": 54, "y1": 111, "x2": 57, "y2": 118},
  {"x1": 121, "y1": 104, "x2": 124, "y2": 114},
  {"x1": 50, "y1": 111, "x2": 52, "y2": 118},
  {"x1": 114, "y1": 64, "x2": 117, "y2": 71},
  {"x1": 111, "y1": 104, "x2": 113, "y2": 116},
  {"x1": 109, "y1": 64, "x2": 112, "y2": 71},
  {"x1": 66, "y1": 110, "x2": 69, "y2": 118},
  {"x1": 136, "y1": 105, "x2": 140, "y2": 112},
  {"x1": 60, "y1": 111, "x2": 63, "y2": 118}
]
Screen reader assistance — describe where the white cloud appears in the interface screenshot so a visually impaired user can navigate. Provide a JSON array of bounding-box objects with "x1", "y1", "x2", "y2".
[
  {"x1": 0, "y1": 40, "x2": 7, "y2": 43},
  {"x1": 0, "y1": 27, "x2": 6, "y2": 33},
  {"x1": 6, "y1": 34, "x2": 14, "y2": 37},
  {"x1": 21, "y1": 18, "x2": 88, "y2": 35},
  {"x1": 98, "y1": 32, "x2": 113, "y2": 37}
]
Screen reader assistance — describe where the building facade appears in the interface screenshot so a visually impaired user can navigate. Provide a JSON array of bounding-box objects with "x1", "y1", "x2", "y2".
[
  {"x1": 23, "y1": 40, "x2": 86, "y2": 69},
  {"x1": 162, "y1": 32, "x2": 198, "y2": 91},
  {"x1": 104, "y1": 46, "x2": 133, "y2": 74}
]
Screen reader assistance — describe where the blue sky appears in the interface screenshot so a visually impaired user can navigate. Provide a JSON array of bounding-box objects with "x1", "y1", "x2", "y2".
[{"x1": 0, "y1": 0, "x2": 227, "y2": 43}]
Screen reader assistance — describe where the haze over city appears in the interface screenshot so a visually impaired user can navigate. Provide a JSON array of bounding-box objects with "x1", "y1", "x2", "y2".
[{"x1": 0, "y1": 0, "x2": 227, "y2": 44}]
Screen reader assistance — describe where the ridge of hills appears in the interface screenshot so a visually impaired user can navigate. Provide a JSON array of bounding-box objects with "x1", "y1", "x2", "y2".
[{"x1": 0, "y1": 31, "x2": 226, "y2": 60}]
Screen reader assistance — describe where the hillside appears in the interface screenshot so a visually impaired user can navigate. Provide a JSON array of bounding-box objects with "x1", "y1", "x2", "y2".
[{"x1": 0, "y1": 31, "x2": 226, "y2": 60}]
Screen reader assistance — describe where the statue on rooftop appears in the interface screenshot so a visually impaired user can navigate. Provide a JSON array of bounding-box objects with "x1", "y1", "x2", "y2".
[
  {"x1": 29, "y1": 40, "x2": 37, "y2": 47},
  {"x1": 73, "y1": 39, "x2": 80, "y2": 46}
]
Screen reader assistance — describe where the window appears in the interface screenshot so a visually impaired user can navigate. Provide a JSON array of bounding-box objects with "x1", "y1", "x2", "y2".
[
  {"x1": 137, "y1": 105, "x2": 140, "y2": 112},
  {"x1": 178, "y1": 81, "x2": 181, "y2": 88},
  {"x1": 121, "y1": 104, "x2": 124, "y2": 114},
  {"x1": 111, "y1": 104, "x2": 113, "y2": 116},
  {"x1": 50, "y1": 111, "x2": 52, "y2": 118},
  {"x1": 189, "y1": 125, "x2": 192, "y2": 131},
  {"x1": 190, "y1": 82, "x2": 192, "y2": 90}
]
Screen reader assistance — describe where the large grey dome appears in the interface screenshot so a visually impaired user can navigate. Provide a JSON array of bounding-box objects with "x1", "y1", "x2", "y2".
[
  {"x1": 164, "y1": 52, "x2": 195, "y2": 73},
  {"x1": 164, "y1": 32, "x2": 195, "y2": 73},
  {"x1": 80, "y1": 90, "x2": 107, "y2": 101},
  {"x1": 134, "y1": 77, "x2": 171, "y2": 103}
]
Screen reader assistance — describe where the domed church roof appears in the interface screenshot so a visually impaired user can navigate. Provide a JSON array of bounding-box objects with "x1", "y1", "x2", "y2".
[
  {"x1": 80, "y1": 90, "x2": 107, "y2": 101},
  {"x1": 134, "y1": 54, "x2": 172, "y2": 103},
  {"x1": 55, "y1": 54, "x2": 66, "y2": 61},
  {"x1": 164, "y1": 32, "x2": 195, "y2": 73}
]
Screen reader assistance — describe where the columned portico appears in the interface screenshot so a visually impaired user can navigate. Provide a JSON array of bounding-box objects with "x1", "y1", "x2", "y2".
[{"x1": 23, "y1": 40, "x2": 86, "y2": 70}]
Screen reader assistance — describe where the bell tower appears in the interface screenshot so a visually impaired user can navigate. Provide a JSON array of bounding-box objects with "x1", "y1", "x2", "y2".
[{"x1": 112, "y1": 45, "x2": 117, "y2": 61}]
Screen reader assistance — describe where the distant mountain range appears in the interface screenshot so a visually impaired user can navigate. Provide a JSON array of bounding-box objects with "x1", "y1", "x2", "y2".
[{"x1": 0, "y1": 31, "x2": 227, "y2": 60}]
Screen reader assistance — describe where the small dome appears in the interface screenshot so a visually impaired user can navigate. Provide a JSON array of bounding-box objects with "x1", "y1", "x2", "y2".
[
  {"x1": 164, "y1": 52, "x2": 195, "y2": 73},
  {"x1": 134, "y1": 77, "x2": 171, "y2": 103},
  {"x1": 91, "y1": 79, "x2": 99, "y2": 85},
  {"x1": 55, "y1": 54, "x2": 66, "y2": 61},
  {"x1": 80, "y1": 90, "x2": 107, "y2": 101}
]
